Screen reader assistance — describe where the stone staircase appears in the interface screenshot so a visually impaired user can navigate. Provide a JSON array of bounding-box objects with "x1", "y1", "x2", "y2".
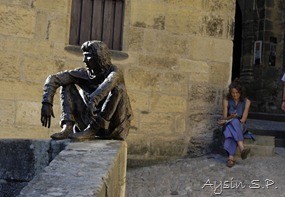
[
  {"x1": 241, "y1": 112, "x2": 285, "y2": 157},
  {"x1": 247, "y1": 112, "x2": 285, "y2": 147}
]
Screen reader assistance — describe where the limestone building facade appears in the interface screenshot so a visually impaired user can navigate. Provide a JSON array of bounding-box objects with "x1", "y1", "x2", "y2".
[{"x1": 0, "y1": 0, "x2": 238, "y2": 161}]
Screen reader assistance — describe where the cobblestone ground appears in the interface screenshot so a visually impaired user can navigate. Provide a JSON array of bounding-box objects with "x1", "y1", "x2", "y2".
[{"x1": 126, "y1": 148, "x2": 285, "y2": 197}]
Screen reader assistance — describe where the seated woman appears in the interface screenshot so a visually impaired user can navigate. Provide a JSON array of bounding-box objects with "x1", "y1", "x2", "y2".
[{"x1": 218, "y1": 79, "x2": 251, "y2": 167}]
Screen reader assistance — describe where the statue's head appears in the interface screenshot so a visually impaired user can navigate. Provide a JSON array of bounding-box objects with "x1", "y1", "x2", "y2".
[{"x1": 81, "y1": 40, "x2": 112, "y2": 79}]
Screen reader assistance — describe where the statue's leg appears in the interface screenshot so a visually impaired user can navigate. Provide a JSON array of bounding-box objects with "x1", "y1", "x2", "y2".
[
  {"x1": 69, "y1": 85, "x2": 128, "y2": 140},
  {"x1": 51, "y1": 84, "x2": 88, "y2": 140},
  {"x1": 99, "y1": 86, "x2": 127, "y2": 129}
]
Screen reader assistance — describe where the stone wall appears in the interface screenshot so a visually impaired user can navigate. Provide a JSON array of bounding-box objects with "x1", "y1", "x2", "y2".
[
  {"x1": 0, "y1": 0, "x2": 235, "y2": 160},
  {"x1": 19, "y1": 140, "x2": 127, "y2": 197},
  {"x1": 0, "y1": 139, "x2": 68, "y2": 197}
]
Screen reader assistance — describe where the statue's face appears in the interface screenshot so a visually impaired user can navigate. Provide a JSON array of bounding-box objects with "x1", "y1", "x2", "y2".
[{"x1": 83, "y1": 50, "x2": 102, "y2": 78}]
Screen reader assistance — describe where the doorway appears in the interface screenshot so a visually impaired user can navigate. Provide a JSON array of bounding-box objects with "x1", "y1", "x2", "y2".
[{"x1": 232, "y1": 2, "x2": 242, "y2": 81}]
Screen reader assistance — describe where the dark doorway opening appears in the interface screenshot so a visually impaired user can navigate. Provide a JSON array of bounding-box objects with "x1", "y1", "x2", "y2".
[{"x1": 232, "y1": 3, "x2": 242, "y2": 81}]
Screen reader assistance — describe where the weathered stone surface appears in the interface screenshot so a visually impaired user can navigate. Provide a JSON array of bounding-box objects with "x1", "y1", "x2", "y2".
[
  {"x1": 188, "y1": 36, "x2": 233, "y2": 63},
  {"x1": 124, "y1": 27, "x2": 144, "y2": 51},
  {"x1": 0, "y1": 100, "x2": 16, "y2": 125},
  {"x1": 0, "y1": 139, "x2": 67, "y2": 197},
  {"x1": 0, "y1": 139, "x2": 66, "y2": 182},
  {"x1": 128, "y1": 91, "x2": 149, "y2": 112},
  {"x1": 149, "y1": 136, "x2": 187, "y2": 157},
  {"x1": 130, "y1": 0, "x2": 166, "y2": 29},
  {"x1": 32, "y1": 0, "x2": 69, "y2": 12},
  {"x1": 19, "y1": 140, "x2": 127, "y2": 197},
  {"x1": 150, "y1": 94, "x2": 187, "y2": 113},
  {"x1": 0, "y1": 5, "x2": 35, "y2": 38},
  {"x1": 22, "y1": 57, "x2": 59, "y2": 83},
  {"x1": 0, "y1": 53, "x2": 21, "y2": 80}
]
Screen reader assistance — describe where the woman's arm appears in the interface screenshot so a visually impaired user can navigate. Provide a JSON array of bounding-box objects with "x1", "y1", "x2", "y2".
[
  {"x1": 222, "y1": 98, "x2": 228, "y2": 119},
  {"x1": 240, "y1": 99, "x2": 251, "y2": 123},
  {"x1": 218, "y1": 98, "x2": 228, "y2": 125}
]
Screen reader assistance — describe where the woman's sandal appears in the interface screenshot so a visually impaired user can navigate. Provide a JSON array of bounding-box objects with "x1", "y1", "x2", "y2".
[
  {"x1": 227, "y1": 159, "x2": 236, "y2": 168},
  {"x1": 241, "y1": 148, "x2": 251, "y2": 160}
]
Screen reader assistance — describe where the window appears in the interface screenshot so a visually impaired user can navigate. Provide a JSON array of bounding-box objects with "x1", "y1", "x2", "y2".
[{"x1": 69, "y1": 0, "x2": 124, "y2": 50}]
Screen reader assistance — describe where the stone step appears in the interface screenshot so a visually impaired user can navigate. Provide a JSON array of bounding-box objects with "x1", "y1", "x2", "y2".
[
  {"x1": 246, "y1": 119, "x2": 285, "y2": 147},
  {"x1": 244, "y1": 135, "x2": 275, "y2": 146},
  {"x1": 235, "y1": 135, "x2": 275, "y2": 157},
  {"x1": 248, "y1": 112, "x2": 285, "y2": 122}
]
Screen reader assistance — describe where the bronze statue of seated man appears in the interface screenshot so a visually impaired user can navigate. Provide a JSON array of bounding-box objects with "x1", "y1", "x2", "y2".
[{"x1": 40, "y1": 40, "x2": 133, "y2": 140}]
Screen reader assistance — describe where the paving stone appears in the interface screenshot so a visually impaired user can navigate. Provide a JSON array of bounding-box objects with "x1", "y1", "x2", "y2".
[{"x1": 126, "y1": 148, "x2": 285, "y2": 197}]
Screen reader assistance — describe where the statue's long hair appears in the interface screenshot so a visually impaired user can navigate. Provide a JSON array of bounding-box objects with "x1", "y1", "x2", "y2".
[{"x1": 81, "y1": 40, "x2": 112, "y2": 71}]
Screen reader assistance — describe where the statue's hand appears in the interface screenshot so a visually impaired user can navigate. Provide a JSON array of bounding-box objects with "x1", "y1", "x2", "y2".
[
  {"x1": 87, "y1": 101, "x2": 98, "y2": 116},
  {"x1": 41, "y1": 102, "x2": 55, "y2": 128}
]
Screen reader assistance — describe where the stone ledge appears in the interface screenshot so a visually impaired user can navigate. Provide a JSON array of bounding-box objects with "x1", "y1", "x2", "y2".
[{"x1": 19, "y1": 140, "x2": 127, "y2": 197}]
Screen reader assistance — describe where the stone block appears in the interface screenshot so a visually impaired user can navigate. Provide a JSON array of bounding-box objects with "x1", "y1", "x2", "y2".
[
  {"x1": 187, "y1": 136, "x2": 213, "y2": 156},
  {"x1": 155, "y1": 34, "x2": 188, "y2": 56},
  {"x1": 4, "y1": 38, "x2": 54, "y2": 58},
  {"x1": 140, "y1": 112, "x2": 173, "y2": 124},
  {"x1": 125, "y1": 68, "x2": 162, "y2": 91},
  {"x1": 175, "y1": 114, "x2": 186, "y2": 133},
  {"x1": 187, "y1": 36, "x2": 233, "y2": 63},
  {"x1": 0, "y1": 0, "x2": 32, "y2": 6},
  {"x1": 0, "y1": 139, "x2": 68, "y2": 196},
  {"x1": 0, "y1": 100, "x2": 16, "y2": 125},
  {"x1": 209, "y1": 62, "x2": 231, "y2": 85},
  {"x1": 244, "y1": 135, "x2": 275, "y2": 146},
  {"x1": 0, "y1": 125, "x2": 49, "y2": 139},
  {"x1": 0, "y1": 139, "x2": 50, "y2": 181},
  {"x1": 161, "y1": 72, "x2": 188, "y2": 95},
  {"x1": 124, "y1": 27, "x2": 144, "y2": 51},
  {"x1": 23, "y1": 56, "x2": 59, "y2": 83},
  {"x1": 202, "y1": 15, "x2": 224, "y2": 37},
  {"x1": 189, "y1": 84, "x2": 217, "y2": 103},
  {"x1": 236, "y1": 145, "x2": 275, "y2": 157},
  {"x1": 128, "y1": 91, "x2": 149, "y2": 112},
  {"x1": 14, "y1": 101, "x2": 59, "y2": 129},
  {"x1": 139, "y1": 112, "x2": 182, "y2": 134},
  {"x1": 166, "y1": 8, "x2": 204, "y2": 35},
  {"x1": 0, "y1": 52, "x2": 21, "y2": 80},
  {"x1": 140, "y1": 121, "x2": 174, "y2": 134},
  {"x1": 149, "y1": 136, "x2": 187, "y2": 157},
  {"x1": 207, "y1": 0, "x2": 235, "y2": 13},
  {"x1": 189, "y1": 73, "x2": 209, "y2": 83},
  {"x1": 143, "y1": 30, "x2": 158, "y2": 53},
  {"x1": 19, "y1": 141, "x2": 127, "y2": 197},
  {"x1": 178, "y1": 59, "x2": 210, "y2": 73},
  {"x1": 130, "y1": 0, "x2": 165, "y2": 29},
  {"x1": 167, "y1": 0, "x2": 205, "y2": 10},
  {"x1": 48, "y1": 14, "x2": 68, "y2": 42},
  {"x1": 126, "y1": 133, "x2": 149, "y2": 155},
  {"x1": 54, "y1": 42, "x2": 83, "y2": 61},
  {"x1": 0, "y1": 5, "x2": 35, "y2": 38},
  {"x1": 138, "y1": 54, "x2": 178, "y2": 71},
  {"x1": 32, "y1": 0, "x2": 69, "y2": 13},
  {"x1": 34, "y1": 11, "x2": 49, "y2": 40},
  {"x1": 0, "y1": 81, "x2": 43, "y2": 101},
  {"x1": 150, "y1": 94, "x2": 187, "y2": 113},
  {"x1": 15, "y1": 101, "x2": 42, "y2": 126}
]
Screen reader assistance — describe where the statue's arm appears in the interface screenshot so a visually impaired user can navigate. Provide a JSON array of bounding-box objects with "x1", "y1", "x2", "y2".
[
  {"x1": 42, "y1": 70, "x2": 80, "y2": 105},
  {"x1": 89, "y1": 68, "x2": 122, "y2": 106}
]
